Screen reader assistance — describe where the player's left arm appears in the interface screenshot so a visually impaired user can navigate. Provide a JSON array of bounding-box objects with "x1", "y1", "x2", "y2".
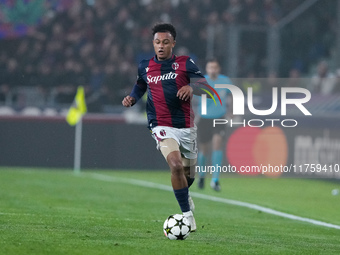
[
  {"x1": 177, "y1": 85, "x2": 193, "y2": 101},
  {"x1": 185, "y1": 58, "x2": 213, "y2": 98}
]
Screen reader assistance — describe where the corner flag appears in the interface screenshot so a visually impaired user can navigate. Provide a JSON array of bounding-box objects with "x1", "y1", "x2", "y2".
[{"x1": 66, "y1": 86, "x2": 87, "y2": 126}]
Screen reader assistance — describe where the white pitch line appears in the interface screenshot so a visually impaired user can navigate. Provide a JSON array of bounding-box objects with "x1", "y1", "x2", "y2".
[{"x1": 89, "y1": 173, "x2": 340, "y2": 230}]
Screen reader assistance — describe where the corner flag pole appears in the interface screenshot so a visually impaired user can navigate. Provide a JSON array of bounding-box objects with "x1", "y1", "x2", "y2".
[
  {"x1": 66, "y1": 86, "x2": 87, "y2": 174},
  {"x1": 74, "y1": 117, "x2": 83, "y2": 174}
]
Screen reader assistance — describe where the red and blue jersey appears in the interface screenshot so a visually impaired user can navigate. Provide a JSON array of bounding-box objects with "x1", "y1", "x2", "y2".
[{"x1": 130, "y1": 55, "x2": 206, "y2": 129}]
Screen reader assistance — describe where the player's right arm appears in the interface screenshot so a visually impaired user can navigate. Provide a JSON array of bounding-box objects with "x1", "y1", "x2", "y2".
[
  {"x1": 122, "y1": 63, "x2": 148, "y2": 107},
  {"x1": 122, "y1": 95, "x2": 136, "y2": 107}
]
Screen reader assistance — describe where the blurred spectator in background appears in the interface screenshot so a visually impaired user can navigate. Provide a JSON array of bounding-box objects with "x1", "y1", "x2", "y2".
[
  {"x1": 136, "y1": 41, "x2": 154, "y2": 64},
  {"x1": 240, "y1": 71, "x2": 263, "y2": 94},
  {"x1": 239, "y1": 0, "x2": 261, "y2": 24},
  {"x1": 3, "y1": 59, "x2": 22, "y2": 87},
  {"x1": 286, "y1": 68, "x2": 302, "y2": 88},
  {"x1": 265, "y1": 71, "x2": 282, "y2": 89},
  {"x1": 309, "y1": 60, "x2": 336, "y2": 95},
  {"x1": 334, "y1": 69, "x2": 340, "y2": 94},
  {"x1": 0, "y1": 85, "x2": 10, "y2": 104}
]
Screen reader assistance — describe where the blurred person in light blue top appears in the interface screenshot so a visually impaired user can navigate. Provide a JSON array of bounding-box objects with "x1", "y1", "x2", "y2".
[{"x1": 196, "y1": 59, "x2": 232, "y2": 191}]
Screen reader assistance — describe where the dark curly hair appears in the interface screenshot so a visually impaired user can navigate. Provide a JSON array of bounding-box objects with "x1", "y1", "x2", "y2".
[{"x1": 152, "y1": 23, "x2": 176, "y2": 40}]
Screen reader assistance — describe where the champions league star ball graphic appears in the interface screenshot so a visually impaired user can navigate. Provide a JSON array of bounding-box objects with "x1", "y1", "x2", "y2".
[{"x1": 163, "y1": 214, "x2": 191, "y2": 240}]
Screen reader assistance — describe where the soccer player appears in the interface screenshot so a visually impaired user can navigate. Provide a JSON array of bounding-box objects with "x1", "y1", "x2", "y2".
[
  {"x1": 196, "y1": 59, "x2": 232, "y2": 191},
  {"x1": 122, "y1": 23, "x2": 209, "y2": 232}
]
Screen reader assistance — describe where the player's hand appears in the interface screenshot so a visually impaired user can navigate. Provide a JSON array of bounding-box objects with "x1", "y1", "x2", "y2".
[
  {"x1": 177, "y1": 85, "x2": 193, "y2": 101},
  {"x1": 122, "y1": 95, "x2": 136, "y2": 107}
]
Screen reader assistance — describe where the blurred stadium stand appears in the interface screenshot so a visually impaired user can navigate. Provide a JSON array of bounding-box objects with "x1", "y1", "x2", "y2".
[{"x1": 0, "y1": 0, "x2": 339, "y2": 114}]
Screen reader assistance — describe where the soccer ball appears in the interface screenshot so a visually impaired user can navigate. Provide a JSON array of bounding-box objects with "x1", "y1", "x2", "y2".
[{"x1": 163, "y1": 214, "x2": 191, "y2": 240}]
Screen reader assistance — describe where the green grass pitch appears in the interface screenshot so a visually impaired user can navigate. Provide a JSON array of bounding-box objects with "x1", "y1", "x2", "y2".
[{"x1": 1, "y1": 168, "x2": 340, "y2": 254}]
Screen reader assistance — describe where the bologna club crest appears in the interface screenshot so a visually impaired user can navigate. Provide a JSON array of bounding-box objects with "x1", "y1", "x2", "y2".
[
  {"x1": 172, "y1": 62, "x2": 179, "y2": 70},
  {"x1": 160, "y1": 129, "x2": 166, "y2": 137}
]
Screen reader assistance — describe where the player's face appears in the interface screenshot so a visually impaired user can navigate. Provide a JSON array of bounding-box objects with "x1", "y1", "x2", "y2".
[
  {"x1": 206, "y1": 62, "x2": 220, "y2": 80},
  {"x1": 153, "y1": 32, "x2": 176, "y2": 61}
]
